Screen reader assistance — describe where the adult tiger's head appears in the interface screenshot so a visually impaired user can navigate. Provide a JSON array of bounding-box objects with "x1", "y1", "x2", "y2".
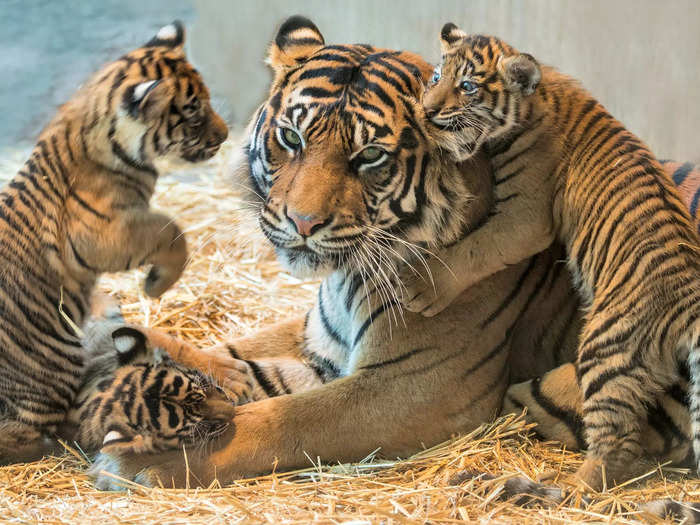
[
  {"x1": 235, "y1": 16, "x2": 486, "y2": 278},
  {"x1": 67, "y1": 325, "x2": 235, "y2": 454},
  {"x1": 63, "y1": 21, "x2": 228, "y2": 172}
]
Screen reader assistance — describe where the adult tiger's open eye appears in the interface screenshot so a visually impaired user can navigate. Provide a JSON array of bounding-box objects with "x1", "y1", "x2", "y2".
[
  {"x1": 460, "y1": 80, "x2": 478, "y2": 94},
  {"x1": 359, "y1": 146, "x2": 383, "y2": 162},
  {"x1": 280, "y1": 128, "x2": 302, "y2": 148}
]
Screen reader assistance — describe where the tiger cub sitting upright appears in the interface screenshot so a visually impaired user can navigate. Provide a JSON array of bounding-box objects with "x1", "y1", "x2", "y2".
[
  {"x1": 62, "y1": 316, "x2": 236, "y2": 457},
  {"x1": 0, "y1": 21, "x2": 228, "y2": 464},
  {"x1": 402, "y1": 24, "x2": 700, "y2": 489}
]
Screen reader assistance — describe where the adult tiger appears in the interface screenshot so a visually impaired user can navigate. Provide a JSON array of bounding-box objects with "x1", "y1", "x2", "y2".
[
  {"x1": 401, "y1": 26, "x2": 700, "y2": 490},
  {"x1": 89, "y1": 17, "x2": 698, "y2": 493},
  {"x1": 0, "y1": 21, "x2": 237, "y2": 464}
]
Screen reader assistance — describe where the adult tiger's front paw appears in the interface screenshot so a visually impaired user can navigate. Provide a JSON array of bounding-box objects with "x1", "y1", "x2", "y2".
[
  {"x1": 193, "y1": 346, "x2": 256, "y2": 405},
  {"x1": 400, "y1": 259, "x2": 463, "y2": 317}
]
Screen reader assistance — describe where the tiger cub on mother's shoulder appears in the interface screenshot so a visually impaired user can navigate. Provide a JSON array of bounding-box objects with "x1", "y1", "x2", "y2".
[
  {"x1": 402, "y1": 24, "x2": 700, "y2": 490},
  {"x1": 0, "y1": 21, "x2": 228, "y2": 465}
]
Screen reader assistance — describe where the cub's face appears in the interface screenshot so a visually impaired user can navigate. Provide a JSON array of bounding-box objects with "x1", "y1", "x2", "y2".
[
  {"x1": 94, "y1": 327, "x2": 235, "y2": 452},
  {"x1": 243, "y1": 17, "x2": 435, "y2": 278},
  {"x1": 423, "y1": 25, "x2": 540, "y2": 161},
  {"x1": 86, "y1": 21, "x2": 228, "y2": 171}
]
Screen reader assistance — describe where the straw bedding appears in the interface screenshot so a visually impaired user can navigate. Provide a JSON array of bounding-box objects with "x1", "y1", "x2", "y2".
[{"x1": 0, "y1": 143, "x2": 698, "y2": 524}]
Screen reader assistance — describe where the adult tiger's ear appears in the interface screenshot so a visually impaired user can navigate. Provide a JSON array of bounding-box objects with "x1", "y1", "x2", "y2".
[
  {"x1": 112, "y1": 327, "x2": 148, "y2": 365},
  {"x1": 145, "y1": 21, "x2": 185, "y2": 51},
  {"x1": 266, "y1": 16, "x2": 325, "y2": 77},
  {"x1": 498, "y1": 53, "x2": 541, "y2": 96},
  {"x1": 440, "y1": 22, "x2": 467, "y2": 54},
  {"x1": 124, "y1": 78, "x2": 174, "y2": 119}
]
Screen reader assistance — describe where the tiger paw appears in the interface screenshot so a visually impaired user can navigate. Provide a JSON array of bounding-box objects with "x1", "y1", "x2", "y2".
[
  {"x1": 192, "y1": 346, "x2": 256, "y2": 405},
  {"x1": 143, "y1": 222, "x2": 187, "y2": 297},
  {"x1": 90, "y1": 448, "x2": 162, "y2": 491},
  {"x1": 90, "y1": 446, "x2": 215, "y2": 490},
  {"x1": 400, "y1": 258, "x2": 463, "y2": 317}
]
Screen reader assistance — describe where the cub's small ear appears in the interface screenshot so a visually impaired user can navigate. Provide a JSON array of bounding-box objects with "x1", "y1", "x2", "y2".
[
  {"x1": 112, "y1": 327, "x2": 147, "y2": 365},
  {"x1": 124, "y1": 78, "x2": 173, "y2": 119},
  {"x1": 498, "y1": 53, "x2": 541, "y2": 96},
  {"x1": 266, "y1": 16, "x2": 325, "y2": 76},
  {"x1": 146, "y1": 21, "x2": 185, "y2": 50},
  {"x1": 440, "y1": 22, "x2": 467, "y2": 53}
]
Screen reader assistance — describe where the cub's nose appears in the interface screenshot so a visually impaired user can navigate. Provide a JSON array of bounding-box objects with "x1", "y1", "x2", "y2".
[{"x1": 287, "y1": 211, "x2": 327, "y2": 237}]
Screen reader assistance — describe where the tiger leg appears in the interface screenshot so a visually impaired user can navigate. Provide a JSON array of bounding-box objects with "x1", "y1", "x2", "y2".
[
  {"x1": 576, "y1": 325, "x2": 669, "y2": 490},
  {"x1": 401, "y1": 164, "x2": 555, "y2": 317},
  {"x1": 503, "y1": 362, "x2": 691, "y2": 463},
  {"x1": 90, "y1": 354, "x2": 490, "y2": 489},
  {"x1": 502, "y1": 363, "x2": 585, "y2": 450},
  {"x1": 0, "y1": 419, "x2": 60, "y2": 465},
  {"x1": 139, "y1": 316, "x2": 319, "y2": 403},
  {"x1": 81, "y1": 209, "x2": 187, "y2": 298},
  {"x1": 493, "y1": 364, "x2": 693, "y2": 511}
]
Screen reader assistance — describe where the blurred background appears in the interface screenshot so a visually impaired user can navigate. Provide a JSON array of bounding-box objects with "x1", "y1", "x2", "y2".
[{"x1": 2, "y1": 0, "x2": 699, "y2": 161}]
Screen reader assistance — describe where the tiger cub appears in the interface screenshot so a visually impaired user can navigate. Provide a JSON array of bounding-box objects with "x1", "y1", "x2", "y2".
[
  {"x1": 402, "y1": 25, "x2": 700, "y2": 489},
  {"x1": 0, "y1": 21, "x2": 228, "y2": 464},
  {"x1": 62, "y1": 319, "x2": 235, "y2": 455}
]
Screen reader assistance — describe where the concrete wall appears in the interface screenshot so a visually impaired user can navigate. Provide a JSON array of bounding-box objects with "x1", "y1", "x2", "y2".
[{"x1": 190, "y1": 0, "x2": 700, "y2": 162}]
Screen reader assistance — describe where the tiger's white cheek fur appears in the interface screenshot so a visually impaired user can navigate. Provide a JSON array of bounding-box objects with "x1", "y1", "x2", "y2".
[{"x1": 114, "y1": 110, "x2": 151, "y2": 161}]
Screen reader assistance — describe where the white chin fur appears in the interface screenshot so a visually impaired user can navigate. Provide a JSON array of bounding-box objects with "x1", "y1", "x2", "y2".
[{"x1": 278, "y1": 251, "x2": 335, "y2": 280}]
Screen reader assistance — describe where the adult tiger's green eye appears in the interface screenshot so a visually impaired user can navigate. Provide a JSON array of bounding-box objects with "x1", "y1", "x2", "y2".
[
  {"x1": 359, "y1": 146, "x2": 383, "y2": 162},
  {"x1": 283, "y1": 128, "x2": 301, "y2": 147}
]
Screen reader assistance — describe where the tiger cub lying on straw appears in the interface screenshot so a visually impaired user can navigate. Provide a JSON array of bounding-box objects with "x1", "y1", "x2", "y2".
[
  {"x1": 403, "y1": 24, "x2": 700, "y2": 490},
  {"x1": 0, "y1": 21, "x2": 229, "y2": 464},
  {"x1": 61, "y1": 315, "x2": 236, "y2": 457}
]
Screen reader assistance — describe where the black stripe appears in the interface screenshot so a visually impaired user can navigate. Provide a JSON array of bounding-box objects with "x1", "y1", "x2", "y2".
[
  {"x1": 360, "y1": 346, "x2": 433, "y2": 370},
  {"x1": 69, "y1": 190, "x2": 111, "y2": 221},
  {"x1": 245, "y1": 360, "x2": 280, "y2": 397},
  {"x1": 530, "y1": 377, "x2": 586, "y2": 449}
]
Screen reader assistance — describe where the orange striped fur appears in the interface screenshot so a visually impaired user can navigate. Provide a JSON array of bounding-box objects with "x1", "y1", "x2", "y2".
[
  {"x1": 0, "y1": 21, "x2": 227, "y2": 464},
  {"x1": 64, "y1": 317, "x2": 235, "y2": 456},
  {"x1": 408, "y1": 24, "x2": 700, "y2": 489}
]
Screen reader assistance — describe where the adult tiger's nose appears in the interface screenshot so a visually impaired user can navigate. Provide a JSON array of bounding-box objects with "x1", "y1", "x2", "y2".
[{"x1": 287, "y1": 211, "x2": 326, "y2": 237}]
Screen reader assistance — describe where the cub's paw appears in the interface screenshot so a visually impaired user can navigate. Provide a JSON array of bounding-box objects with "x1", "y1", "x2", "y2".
[
  {"x1": 143, "y1": 223, "x2": 188, "y2": 297},
  {"x1": 143, "y1": 263, "x2": 182, "y2": 298},
  {"x1": 400, "y1": 259, "x2": 461, "y2": 317},
  {"x1": 89, "y1": 448, "x2": 158, "y2": 491}
]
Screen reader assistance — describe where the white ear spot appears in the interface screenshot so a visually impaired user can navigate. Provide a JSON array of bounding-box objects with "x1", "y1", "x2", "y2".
[
  {"x1": 133, "y1": 80, "x2": 158, "y2": 102},
  {"x1": 103, "y1": 430, "x2": 123, "y2": 445},
  {"x1": 113, "y1": 335, "x2": 136, "y2": 354},
  {"x1": 156, "y1": 24, "x2": 178, "y2": 41},
  {"x1": 152, "y1": 347, "x2": 166, "y2": 365}
]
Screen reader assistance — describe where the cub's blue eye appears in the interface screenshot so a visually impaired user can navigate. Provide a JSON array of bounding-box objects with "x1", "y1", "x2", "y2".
[
  {"x1": 460, "y1": 80, "x2": 478, "y2": 93},
  {"x1": 431, "y1": 71, "x2": 441, "y2": 83}
]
